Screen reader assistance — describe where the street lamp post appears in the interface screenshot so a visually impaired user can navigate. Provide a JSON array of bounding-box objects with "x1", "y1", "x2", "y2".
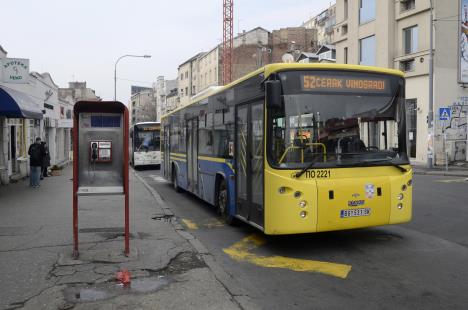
[
  {"x1": 427, "y1": 0, "x2": 434, "y2": 168},
  {"x1": 114, "y1": 54, "x2": 151, "y2": 101}
]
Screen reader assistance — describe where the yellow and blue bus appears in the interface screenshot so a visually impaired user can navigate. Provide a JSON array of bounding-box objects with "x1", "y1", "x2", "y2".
[{"x1": 161, "y1": 63, "x2": 412, "y2": 234}]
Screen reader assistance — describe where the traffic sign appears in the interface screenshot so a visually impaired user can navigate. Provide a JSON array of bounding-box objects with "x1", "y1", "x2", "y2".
[{"x1": 439, "y1": 107, "x2": 451, "y2": 121}]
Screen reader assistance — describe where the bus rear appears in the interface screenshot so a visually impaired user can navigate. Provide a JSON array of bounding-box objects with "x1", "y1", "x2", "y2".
[{"x1": 264, "y1": 67, "x2": 412, "y2": 234}]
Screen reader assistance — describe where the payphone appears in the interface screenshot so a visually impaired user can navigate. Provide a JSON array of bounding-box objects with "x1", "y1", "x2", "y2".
[{"x1": 73, "y1": 101, "x2": 129, "y2": 257}]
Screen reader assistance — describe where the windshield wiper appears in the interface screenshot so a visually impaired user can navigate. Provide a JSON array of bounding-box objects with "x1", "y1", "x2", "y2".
[
  {"x1": 295, "y1": 162, "x2": 319, "y2": 178},
  {"x1": 358, "y1": 158, "x2": 409, "y2": 172}
]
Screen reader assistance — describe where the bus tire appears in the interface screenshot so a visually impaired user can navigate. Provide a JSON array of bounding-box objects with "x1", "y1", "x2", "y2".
[
  {"x1": 217, "y1": 179, "x2": 235, "y2": 225},
  {"x1": 172, "y1": 165, "x2": 181, "y2": 193}
]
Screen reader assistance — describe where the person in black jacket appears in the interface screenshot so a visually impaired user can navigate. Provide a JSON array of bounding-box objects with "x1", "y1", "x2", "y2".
[
  {"x1": 28, "y1": 137, "x2": 44, "y2": 188},
  {"x1": 41, "y1": 142, "x2": 50, "y2": 179}
]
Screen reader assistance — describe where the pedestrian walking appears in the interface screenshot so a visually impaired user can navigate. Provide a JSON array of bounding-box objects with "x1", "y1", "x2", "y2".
[
  {"x1": 28, "y1": 137, "x2": 44, "y2": 188},
  {"x1": 41, "y1": 141, "x2": 51, "y2": 179}
]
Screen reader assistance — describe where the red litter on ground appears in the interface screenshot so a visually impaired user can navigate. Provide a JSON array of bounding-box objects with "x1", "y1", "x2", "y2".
[{"x1": 116, "y1": 269, "x2": 131, "y2": 286}]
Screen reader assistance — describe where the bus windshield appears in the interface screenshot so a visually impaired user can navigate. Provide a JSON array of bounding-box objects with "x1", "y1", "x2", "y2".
[
  {"x1": 268, "y1": 70, "x2": 408, "y2": 169},
  {"x1": 134, "y1": 126, "x2": 160, "y2": 152}
]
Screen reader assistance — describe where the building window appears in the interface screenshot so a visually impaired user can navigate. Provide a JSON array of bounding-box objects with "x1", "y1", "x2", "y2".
[
  {"x1": 400, "y1": 59, "x2": 415, "y2": 72},
  {"x1": 180, "y1": 74, "x2": 183, "y2": 80},
  {"x1": 342, "y1": 24, "x2": 348, "y2": 35},
  {"x1": 404, "y1": 25, "x2": 418, "y2": 54},
  {"x1": 359, "y1": 0, "x2": 375, "y2": 25},
  {"x1": 344, "y1": 0, "x2": 348, "y2": 19},
  {"x1": 185, "y1": 72, "x2": 188, "y2": 79},
  {"x1": 344, "y1": 47, "x2": 348, "y2": 64},
  {"x1": 400, "y1": 0, "x2": 415, "y2": 12},
  {"x1": 359, "y1": 35, "x2": 376, "y2": 66},
  {"x1": 185, "y1": 87, "x2": 188, "y2": 96}
]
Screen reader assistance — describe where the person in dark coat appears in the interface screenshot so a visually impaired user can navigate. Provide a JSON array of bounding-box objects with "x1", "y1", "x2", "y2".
[
  {"x1": 28, "y1": 137, "x2": 44, "y2": 188},
  {"x1": 41, "y1": 142, "x2": 51, "y2": 179}
]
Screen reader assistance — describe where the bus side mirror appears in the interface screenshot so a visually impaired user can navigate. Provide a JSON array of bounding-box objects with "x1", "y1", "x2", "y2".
[{"x1": 266, "y1": 80, "x2": 282, "y2": 110}]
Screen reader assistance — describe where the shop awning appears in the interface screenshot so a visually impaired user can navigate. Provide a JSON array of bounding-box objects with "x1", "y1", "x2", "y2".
[{"x1": 0, "y1": 86, "x2": 43, "y2": 119}]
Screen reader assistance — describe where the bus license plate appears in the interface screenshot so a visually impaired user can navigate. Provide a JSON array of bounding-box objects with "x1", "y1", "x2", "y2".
[{"x1": 340, "y1": 208, "x2": 371, "y2": 218}]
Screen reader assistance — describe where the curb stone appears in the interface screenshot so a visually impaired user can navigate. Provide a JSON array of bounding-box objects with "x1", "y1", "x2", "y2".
[{"x1": 134, "y1": 171, "x2": 260, "y2": 310}]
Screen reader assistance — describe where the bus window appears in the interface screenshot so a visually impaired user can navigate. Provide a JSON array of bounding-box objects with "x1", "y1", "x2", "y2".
[{"x1": 269, "y1": 70, "x2": 408, "y2": 169}]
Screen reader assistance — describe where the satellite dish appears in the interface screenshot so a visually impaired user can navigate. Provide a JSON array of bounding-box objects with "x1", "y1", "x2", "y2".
[{"x1": 282, "y1": 53, "x2": 294, "y2": 63}]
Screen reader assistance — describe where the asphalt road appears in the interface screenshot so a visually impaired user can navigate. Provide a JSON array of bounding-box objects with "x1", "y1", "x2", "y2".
[{"x1": 137, "y1": 167, "x2": 468, "y2": 310}]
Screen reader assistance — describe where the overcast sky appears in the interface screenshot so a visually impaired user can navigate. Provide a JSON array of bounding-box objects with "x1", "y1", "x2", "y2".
[{"x1": 1, "y1": 0, "x2": 334, "y2": 103}]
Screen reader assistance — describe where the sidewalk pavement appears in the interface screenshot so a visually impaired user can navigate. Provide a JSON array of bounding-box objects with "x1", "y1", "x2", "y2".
[
  {"x1": 0, "y1": 167, "x2": 252, "y2": 310},
  {"x1": 412, "y1": 163, "x2": 468, "y2": 177}
]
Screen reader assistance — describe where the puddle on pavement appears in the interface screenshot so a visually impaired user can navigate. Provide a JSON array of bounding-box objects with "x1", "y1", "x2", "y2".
[
  {"x1": 64, "y1": 276, "x2": 170, "y2": 303},
  {"x1": 130, "y1": 277, "x2": 169, "y2": 293}
]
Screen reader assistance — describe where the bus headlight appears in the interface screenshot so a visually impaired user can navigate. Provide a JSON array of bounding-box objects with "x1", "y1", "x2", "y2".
[
  {"x1": 299, "y1": 201, "x2": 307, "y2": 208},
  {"x1": 397, "y1": 203, "x2": 403, "y2": 209},
  {"x1": 278, "y1": 187, "x2": 286, "y2": 194},
  {"x1": 397, "y1": 193, "x2": 404, "y2": 201},
  {"x1": 407, "y1": 179, "x2": 413, "y2": 186},
  {"x1": 294, "y1": 191, "x2": 302, "y2": 198},
  {"x1": 300, "y1": 211, "x2": 307, "y2": 218}
]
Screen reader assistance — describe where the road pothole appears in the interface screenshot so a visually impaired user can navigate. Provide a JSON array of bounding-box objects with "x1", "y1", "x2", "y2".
[
  {"x1": 63, "y1": 251, "x2": 205, "y2": 304},
  {"x1": 151, "y1": 214, "x2": 175, "y2": 222}
]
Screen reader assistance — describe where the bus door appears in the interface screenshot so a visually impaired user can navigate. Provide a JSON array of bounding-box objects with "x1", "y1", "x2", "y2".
[
  {"x1": 187, "y1": 118, "x2": 198, "y2": 194},
  {"x1": 235, "y1": 101, "x2": 264, "y2": 227},
  {"x1": 163, "y1": 125, "x2": 170, "y2": 178}
]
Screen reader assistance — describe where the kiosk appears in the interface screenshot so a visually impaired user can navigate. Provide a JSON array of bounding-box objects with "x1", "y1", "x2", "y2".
[{"x1": 72, "y1": 101, "x2": 129, "y2": 257}]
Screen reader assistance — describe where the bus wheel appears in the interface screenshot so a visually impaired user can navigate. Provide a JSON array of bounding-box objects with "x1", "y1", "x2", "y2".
[
  {"x1": 217, "y1": 179, "x2": 234, "y2": 225},
  {"x1": 172, "y1": 166, "x2": 181, "y2": 193}
]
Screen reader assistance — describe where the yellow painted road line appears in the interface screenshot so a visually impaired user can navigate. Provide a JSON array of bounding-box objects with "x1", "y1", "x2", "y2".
[
  {"x1": 171, "y1": 152, "x2": 187, "y2": 158},
  {"x1": 223, "y1": 234, "x2": 352, "y2": 279},
  {"x1": 181, "y1": 219, "x2": 199, "y2": 230}
]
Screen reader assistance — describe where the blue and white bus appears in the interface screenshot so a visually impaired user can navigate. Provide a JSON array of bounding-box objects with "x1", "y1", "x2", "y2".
[{"x1": 130, "y1": 122, "x2": 161, "y2": 167}]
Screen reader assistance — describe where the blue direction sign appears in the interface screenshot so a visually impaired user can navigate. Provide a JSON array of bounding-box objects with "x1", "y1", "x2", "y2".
[{"x1": 439, "y1": 107, "x2": 451, "y2": 121}]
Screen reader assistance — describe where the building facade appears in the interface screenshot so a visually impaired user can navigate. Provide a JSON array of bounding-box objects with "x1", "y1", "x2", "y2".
[
  {"x1": 302, "y1": 4, "x2": 337, "y2": 47},
  {"x1": 129, "y1": 90, "x2": 157, "y2": 125},
  {"x1": 270, "y1": 27, "x2": 318, "y2": 63},
  {"x1": 333, "y1": 0, "x2": 468, "y2": 164},
  {"x1": 0, "y1": 47, "x2": 82, "y2": 185},
  {"x1": 178, "y1": 53, "x2": 205, "y2": 107},
  {"x1": 155, "y1": 76, "x2": 178, "y2": 117}
]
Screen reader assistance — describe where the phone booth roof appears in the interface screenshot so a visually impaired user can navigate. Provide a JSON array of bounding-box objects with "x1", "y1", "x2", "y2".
[{"x1": 74, "y1": 100, "x2": 127, "y2": 116}]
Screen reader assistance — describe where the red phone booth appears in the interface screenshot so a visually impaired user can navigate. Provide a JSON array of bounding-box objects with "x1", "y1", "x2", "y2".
[{"x1": 72, "y1": 101, "x2": 130, "y2": 257}]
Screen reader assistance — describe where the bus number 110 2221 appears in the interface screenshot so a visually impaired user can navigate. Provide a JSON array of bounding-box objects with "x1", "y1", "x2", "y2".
[{"x1": 299, "y1": 170, "x2": 331, "y2": 179}]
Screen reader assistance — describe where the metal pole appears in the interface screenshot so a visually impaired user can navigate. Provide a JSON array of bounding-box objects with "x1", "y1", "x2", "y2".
[
  {"x1": 427, "y1": 0, "x2": 434, "y2": 168},
  {"x1": 114, "y1": 54, "x2": 152, "y2": 101}
]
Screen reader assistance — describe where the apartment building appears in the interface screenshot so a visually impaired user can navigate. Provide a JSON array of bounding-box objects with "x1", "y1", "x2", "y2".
[
  {"x1": 178, "y1": 53, "x2": 205, "y2": 107},
  {"x1": 333, "y1": 0, "x2": 468, "y2": 164},
  {"x1": 302, "y1": 4, "x2": 337, "y2": 47},
  {"x1": 197, "y1": 46, "x2": 221, "y2": 93},
  {"x1": 129, "y1": 90, "x2": 156, "y2": 125}
]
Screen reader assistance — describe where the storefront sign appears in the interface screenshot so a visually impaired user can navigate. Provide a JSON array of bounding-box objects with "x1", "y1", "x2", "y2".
[{"x1": 1, "y1": 58, "x2": 30, "y2": 84}]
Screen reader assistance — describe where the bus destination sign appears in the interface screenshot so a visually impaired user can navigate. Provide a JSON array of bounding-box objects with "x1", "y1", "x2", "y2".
[{"x1": 302, "y1": 75, "x2": 389, "y2": 94}]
